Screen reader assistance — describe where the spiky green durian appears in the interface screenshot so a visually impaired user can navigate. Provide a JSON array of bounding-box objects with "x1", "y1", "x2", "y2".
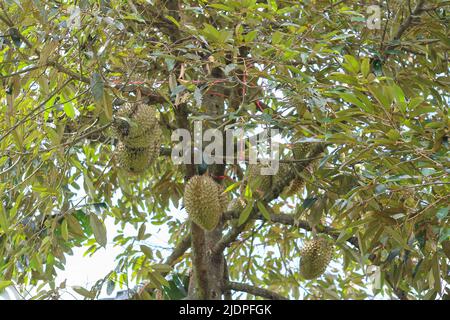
[
  {"x1": 184, "y1": 175, "x2": 222, "y2": 231},
  {"x1": 292, "y1": 142, "x2": 312, "y2": 160},
  {"x1": 112, "y1": 103, "x2": 159, "y2": 148},
  {"x1": 216, "y1": 184, "x2": 229, "y2": 214},
  {"x1": 300, "y1": 237, "x2": 334, "y2": 280},
  {"x1": 147, "y1": 123, "x2": 162, "y2": 159},
  {"x1": 115, "y1": 142, "x2": 156, "y2": 174},
  {"x1": 227, "y1": 197, "x2": 246, "y2": 212},
  {"x1": 285, "y1": 177, "x2": 305, "y2": 196},
  {"x1": 271, "y1": 162, "x2": 291, "y2": 189}
]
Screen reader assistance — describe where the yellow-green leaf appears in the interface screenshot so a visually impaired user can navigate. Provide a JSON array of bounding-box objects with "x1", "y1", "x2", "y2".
[
  {"x1": 238, "y1": 203, "x2": 253, "y2": 226},
  {"x1": 89, "y1": 214, "x2": 107, "y2": 247}
]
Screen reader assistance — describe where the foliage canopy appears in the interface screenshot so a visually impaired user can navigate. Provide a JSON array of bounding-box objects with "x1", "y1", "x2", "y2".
[{"x1": 0, "y1": 0, "x2": 449, "y2": 300}]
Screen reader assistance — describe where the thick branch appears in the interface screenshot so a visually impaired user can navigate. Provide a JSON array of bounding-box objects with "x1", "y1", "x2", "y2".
[
  {"x1": 226, "y1": 282, "x2": 288, "y2": 300},
  {"x1": 164, "y1": 234, "x2": 191, "y2": 266},
  {"x1": 213, "y1": 224, "x2": 247, "y2": 255},
  {"x1": 222, "y1": 210, "x2": 359, "y2": 248},
  {"x1": 136, "y1": 234, "x2": 191, "y2": 297}
]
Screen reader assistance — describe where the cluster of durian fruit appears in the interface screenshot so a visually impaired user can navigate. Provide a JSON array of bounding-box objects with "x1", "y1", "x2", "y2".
[
  {"x1": 112, "y1": 103, "x2": 161, "y2": 173},
  {"x1": 182, "y1": 141, "x2": 333, "y2": 279}
]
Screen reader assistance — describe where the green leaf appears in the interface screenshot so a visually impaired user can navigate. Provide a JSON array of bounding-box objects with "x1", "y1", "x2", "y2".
[
  {"x1": 238, "y1": 203, "x2": 253, "y2": 226},
  {"x1": 89, "y1": 214, "x2": 107, "y2": 247},
  {"x1": 106, "y1": 279, "x2": 115, "y2": 296},
  {"x1": 437, "y1": 207, "x2": 449, "y2": 220},
  {"x1": 361, "y1": 58, "x2": 370, "y2": 77},
  {"x1": 336, "y1": 91, "x2": 374, "y2": 113},
  {"x1": 140, "y1": 245, "x2": 153, "y2": 259},
  {"x1": 148, "y1": 272, "x2": 169, "y2": 288},
  {"x1": 63, "y1": 103, "x2": 76, "y2": 119},
  {"x1": 256, "y1": 201, "x2": 271, "y2": 221},
  {"x1": 385, "y1": 227, "x2": 412, "y2": 250},
  {"x1": 302, "y1": 198, "x2": 317, "y2": 209},
  {"x1": 328, "y1": 73, "x2": 359, "y2": 85},
  {"x1": 164, "y1": 15, "x2": 180, "y2": 28},
  {"x1": 208, "y1": 4, "x2": 233, "y2": 11},
  {"x1": 152, "y1": 264, "x2": 172, "y2": 273},
  {"x1": 90, "y1": 73, "x2": 104, "y2": 102},
  {"x1": 223, "y1": 182, "x2": 240, "y2": 194},
  {"x1": 66, "y1": 215, "x2": 85, "y2": 238},
  {"x1": 0, "y1": 280, "x2": 12, "y2": 292},
  {"x1": 137, "y1": 223, "x2": 146, "y2": 241},
  {"x1": 61, "y1": 219, "x2": 69, "y2": 241},
  {"x1": 244, "y1": 30, "x2": 258, "y2": 42},
  {"x1": 244, "y1": 184, "x2": 253, "y2": 199},
  {"x1": 272, "y1": 31, "x2": 283, "y2": 44},
  {"x1": 343, "y1": 55, "x2": 360, "y2": 74},
  {"x1": 431, "y1": 254, "x2": 441, "y2": 293},
  {"x1": 72, "y1": 286, "x2": 96, "y2": 299},
  {"x1": 0, "y1": 205, "x2": 9, "y2": 232}
]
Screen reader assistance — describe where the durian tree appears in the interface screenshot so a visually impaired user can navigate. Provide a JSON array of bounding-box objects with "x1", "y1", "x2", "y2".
[{"x1": 0, "y1": 0, "x2": 449, "y2": 300}]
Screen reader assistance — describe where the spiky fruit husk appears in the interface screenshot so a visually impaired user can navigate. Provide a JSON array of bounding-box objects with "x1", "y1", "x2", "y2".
[
  {"x1": 116, "y1": 142, "x2": 156, "y2": 174},
  {"x1": 184, "y1": 175, "x2": 222, "y2": 231},
  {"x1": 271, "y1": 162, "x2": 291, "y2": 189},
  {"x1": 271, "y1": 162, "x2": 304, "y2": 196},
  {"x1": 292, "y1": 142, "x2": 312, "y2": 160},
  {"x1": 300, "y1": 237, "x2": 333, "y2": 280},
  {"x1": 227, "y1": 197, "x2": 246, "y2": 212},
  {"x1": 112, "y1": 103, "x2": 159, "y2": 148},
  {"x1": 147, "y1": 124, "x2": 162, "y2": 158},
  {"x1": 246, "y1": 164, "x2": 272, "y2": 197},
  {"x1": 285, "y1": 177, "x2": 305, "y2": 196},
  {"x1": 216, "y1": 184, "x2": 229, "y2": 213}
]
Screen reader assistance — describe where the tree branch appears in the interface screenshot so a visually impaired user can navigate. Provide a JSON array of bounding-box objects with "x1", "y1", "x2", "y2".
[
  {"x1": 165, "y1": 234, "x2": 191, "y2": 266},
  {"x1": 213, "y1": 144, "x2": 328, "y2": 254},
  {"x1": 213, "y1": 224, "x2": 247, "y2": 255},
  {"x1": 136, "y1": 234, "x2": 191, "y2": 297},
  {"x1": 384, "y1": 0, "x2": 427, "y2": 53},
  {"x1": 392, "y1": 0, "x2": 426, "y2": 42},
  {"x1": 222, "y1": 210, "x2": 359, "y2": 248},
  {"x1": 226, "y1": 282, "x2": 288, "y2": 300}
]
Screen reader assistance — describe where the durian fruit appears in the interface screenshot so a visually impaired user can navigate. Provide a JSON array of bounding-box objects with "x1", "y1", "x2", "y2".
[
  {"x1": 216, "y1": 184, "x2": 229, "y2": 214},
  {"x1": 227, "y1": 197, "x2": 246, "y2": 212},
  {"x1": 271, "y1": 162, "x2": 305, "y2": 196},
  {"x1": 245, "y1": 163, "x2": 273, "y2": 198},
  {"x1": 292, "y1": 142, "x2": 312, "y2": 160},
  {"x1": 272, "y1": 162, "x2": 291, "y2": 189},
  {"x1": 184, "y1": 175, "x2": 222, "y2": 231},
  {"x1": 112, "y1": 103, "x2": 159, "y2": 148},
  {"x1": 300, "y1": 237, "x2": 334, "y2": 280},
  {"x1": 285, "y1": 177, "x2": 305, "y2": 196},
  {"x1": 116, "y1": 142, "x2": 156, "y2": 174},
  {"x1": 147, "y1": 123, "x2": 162, "y2": 159}
]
